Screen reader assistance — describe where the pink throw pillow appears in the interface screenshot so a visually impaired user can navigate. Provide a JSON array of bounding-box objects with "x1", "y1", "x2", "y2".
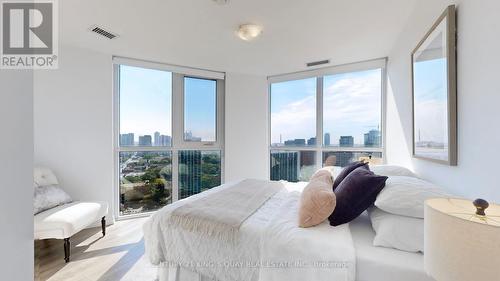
[{"x1": 298, "y1": 170, "x2": 336, "y2": 228}]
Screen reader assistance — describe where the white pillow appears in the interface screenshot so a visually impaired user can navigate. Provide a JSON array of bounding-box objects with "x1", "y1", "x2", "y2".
[
  {"x1": 370, "y1": 165, "x2": 417, "y2": 178},
  {"x1": 369, "y1": 207, "x2": 424, "y2": 252},
  {"x1": 374, "y1": 176, "x2": 449, "y2": 218},
  {"x1": 34, "y1": 185, "x2": 72, "y2": 214},
  {"x1": 34, "y1": 166, "x2": 59, "y2": 187}
]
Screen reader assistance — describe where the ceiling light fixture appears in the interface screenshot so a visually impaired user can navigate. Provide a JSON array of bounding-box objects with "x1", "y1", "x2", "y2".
[{"x1": 236, "y1": 24, "x2": 263, "y2": 41}]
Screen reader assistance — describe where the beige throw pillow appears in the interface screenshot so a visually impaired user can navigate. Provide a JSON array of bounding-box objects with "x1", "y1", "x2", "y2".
[{"x1": 298, "y1": 170, "x2": 336, "y2": 228}]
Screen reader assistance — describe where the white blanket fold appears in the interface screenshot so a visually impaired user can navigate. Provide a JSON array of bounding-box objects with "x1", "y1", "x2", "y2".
[{"x1": 169, "y1": 179, "x2": 284, "y2": 244}]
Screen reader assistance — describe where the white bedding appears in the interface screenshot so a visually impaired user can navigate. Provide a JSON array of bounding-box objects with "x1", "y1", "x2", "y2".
[
  {"x1": 259, "y1": 191, "x2": 355, "y2": 281},
  {"x1": 350, "y1": 213, "x2": 433, "y2": 281},
  {"x1": 144, "y1": 179, "x2": 430, "y2": 281},
  {"x1": 144, "y1": 180, "x2": 355, "y2": 281}
]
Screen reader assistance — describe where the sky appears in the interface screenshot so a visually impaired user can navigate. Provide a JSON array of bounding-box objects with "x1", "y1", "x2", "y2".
[
  {"x1": 120, "y1": 61, "x2": 444, "y2": 148},
  {"x1": 413, "y1": 57, "x2": 448, "y2": 145},
  {"x1": 119, "y1": 65, "x2": 216, "y2": 142},
  {"x1": 184, "y1": 77, "x2": 216, "y2": 141},
  {"x1": 271, "y1": 69, "x2": 382, "y2": 146}
]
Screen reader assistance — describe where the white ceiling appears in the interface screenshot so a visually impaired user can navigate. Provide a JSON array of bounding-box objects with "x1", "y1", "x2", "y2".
[{"x1": 60, "y1": 0, "x2": 417, "y2": 76}]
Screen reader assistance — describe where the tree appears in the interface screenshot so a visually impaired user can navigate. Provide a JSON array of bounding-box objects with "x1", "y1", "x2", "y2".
[{"x1": 151, "y1": 179, "x2": 166, "y2": 204}]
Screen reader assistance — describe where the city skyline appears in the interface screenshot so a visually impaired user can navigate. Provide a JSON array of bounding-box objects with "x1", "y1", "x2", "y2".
[
  {"x1": 271, "y1": 68, "x2": 382, "y2": 146},
  {"x1": 120, "y1": 130, "x2": 206, "y2": 146},
  {"x1": 273, "y1": 127, "x2": 381, "y2": 148}
]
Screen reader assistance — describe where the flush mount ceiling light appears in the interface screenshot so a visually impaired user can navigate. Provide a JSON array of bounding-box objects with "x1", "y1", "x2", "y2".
[{"x1": 236, "y1": 24, "x2": 263, "y2": 41}]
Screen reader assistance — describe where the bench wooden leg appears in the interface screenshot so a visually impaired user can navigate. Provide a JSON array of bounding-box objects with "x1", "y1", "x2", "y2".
[
  {"x1": 101, "y1": 216, "x2": 106, "y2": 237},
  {"x1": 63, "y1": 238, "x2": 70, "y2": 263}
]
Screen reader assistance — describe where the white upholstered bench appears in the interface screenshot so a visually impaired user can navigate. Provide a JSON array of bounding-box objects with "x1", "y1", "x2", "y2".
[{"x1": 34, "y1": 167, "x2": 108, "y2": 262}]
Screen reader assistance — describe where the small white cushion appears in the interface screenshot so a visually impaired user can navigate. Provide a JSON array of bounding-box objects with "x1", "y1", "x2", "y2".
[
  {"x1": 375, "y1": 176, "x2": 449, "y2": 218},
  {"x1": 34, "y1": 185, "x2": 72, "y2": 214},
  {"x1": 34, "y1": 201, "x2": 108, "y2": 239},
  {"x1": 370, "y1": 165, "x2": 417, "y2": 178},
  {"x1": 369, "y1": 207, "x2": 424, "y2": 252},
  {"x1": 34, "y1": 166, "x2": 59, "y2": 187}
]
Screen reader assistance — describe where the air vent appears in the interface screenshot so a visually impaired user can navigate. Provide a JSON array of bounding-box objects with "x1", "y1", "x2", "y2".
[
  {"x1": 89, "y1": 25, "x2": 119, "y2": 39},
  {"x1": 212, "y1": 0, "x2": 229, "y2": 4},
  {"x1": 306, "y1": 59, "x2": 330, "y2": 67}
]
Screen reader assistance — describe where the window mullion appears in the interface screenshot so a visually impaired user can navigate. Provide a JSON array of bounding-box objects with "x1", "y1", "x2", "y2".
[
  {"x1": 316, "y1": 77, "x2": 324, "y2": 168},
  {"x1": 172, "y1": 73, "x2": 184, "y2": 149},
  {"x1": 171, "y1": 73, "x2": 184, "y2": 202}
]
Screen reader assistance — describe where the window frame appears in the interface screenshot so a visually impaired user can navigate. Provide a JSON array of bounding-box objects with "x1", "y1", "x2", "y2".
[
  {"x1": 113, "y1": 57, "x2": 225, "y2": 219},
  {"x1": 267, "y1": 58, "x2": 387, "y2": 179},
  {"x1": 178, "y1": 75, "x2": 224, "y2": 148}
]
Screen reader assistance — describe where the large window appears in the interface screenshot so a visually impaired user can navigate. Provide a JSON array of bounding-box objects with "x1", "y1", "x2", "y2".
[
  {"x1": 115, "y1": 58, "x2": 224, "y2": 217},
  {"x1": 269, "y1": 59, "x2": 385, "y2": 181}
]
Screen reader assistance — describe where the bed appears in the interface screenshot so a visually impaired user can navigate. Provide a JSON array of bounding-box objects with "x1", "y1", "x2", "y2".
[
  {"x1": 350, "y1": 213, "x2": 432, "y2": 281},
  {"x1": 143, "y1": 180, "x2": 432, "y2": 281}
]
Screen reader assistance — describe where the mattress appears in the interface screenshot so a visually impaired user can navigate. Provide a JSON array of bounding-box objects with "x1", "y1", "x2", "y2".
[{"x1": 350, "y1": 213, "x2": 433, "y2": 281}]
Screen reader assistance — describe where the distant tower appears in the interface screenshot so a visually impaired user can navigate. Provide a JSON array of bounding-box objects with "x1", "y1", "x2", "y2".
[
  {"x1": 138, "y1": 135, "x2": 152, "y2": 146},
  {"x1": 324, "y1": 133, "x2": 331, "y2": 146},
  {"x1": 179, "y1": 150, "x2": 202, "y2": 199},
  {"x1": 154, "y1": 132, "x2": 160, "y2": 146},
  {"x1": 364, "y1": 129, "x2": 381, "y2": 147},
  {"x1": 339, "y1": 136, "x2": 354, "y2": 147}
]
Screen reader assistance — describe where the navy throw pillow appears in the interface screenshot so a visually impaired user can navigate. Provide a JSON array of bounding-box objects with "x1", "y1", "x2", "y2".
[
  {"x1": 333, "y1": 161, "x2": 369, "y2": 190},
  {"x1": 329, "y1": 167, "x2": 388, "y2": 226}
]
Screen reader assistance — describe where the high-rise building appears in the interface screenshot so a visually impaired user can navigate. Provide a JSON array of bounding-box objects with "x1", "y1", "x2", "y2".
[
  {"x1": 324, "y1": 133, "x2": 331, "y2": 146},
  {"x1": 120, "y1": 133, "x2": 134, "y2": 146},
  {"x1": 270, "y1": 151, "x2": 298, "y2": 182},
  {"x1": 179, "y1": 150, "x2": 202, "y2": 199},
  {"x1": 325, "y1": 151, "x2": 355, "y2": 167},
  {"x1": 339, "y1": 136, "x2": 354, "y2": 147},
  {"x1": 138, "y1": 135, "x2": 152, "y2": 146},
  {"x1": 185, "y1": 131, "x2": 202, "y2": 142},
  {"x1": 284, "y1": 139, "x2": 306, "y2": 146},
  {"x1": 307, "y1": 137, "x2": 316, "y2": 145},
  {"x1": 364, "y1": 129, "x2": 381, "y2": 147},
  {"x1": 159, "y1": 135, "x2": 171, "y2": 146},
  {"x1": 154, "y1": 132, "x2": 160, "y2": 146}
]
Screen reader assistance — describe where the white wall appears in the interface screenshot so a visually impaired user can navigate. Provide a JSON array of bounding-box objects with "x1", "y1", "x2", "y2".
[
  {"x1": 34, "y1": 45, "x2": 270, "y2": 217},
  {"x1": 0, "y1": 70, "x2": 34, "y2": 280},
  {"x1": 225, "y1": 73, "x2": 269, "y2": 182},
  {"x1": 386, "y1": 0, "x2": 500, "y2": 202},
  {"x1": 34, "y1": 46, "x2": 115, "y2": 221}
]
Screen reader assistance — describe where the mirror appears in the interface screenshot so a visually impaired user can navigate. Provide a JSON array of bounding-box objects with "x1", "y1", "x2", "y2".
[{"x1": 412, "y1": 5, "x2": 457, "y2": 165}]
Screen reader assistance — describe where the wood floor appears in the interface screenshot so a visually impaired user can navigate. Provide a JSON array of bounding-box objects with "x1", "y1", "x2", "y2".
[{"x1": 35, "y1": 218, "x2": 157, "y2": 281}]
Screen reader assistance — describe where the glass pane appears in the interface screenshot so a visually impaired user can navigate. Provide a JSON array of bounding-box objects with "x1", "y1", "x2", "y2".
[
  {"x1": 184, "y1": 77, "x2": 217, "y2": 142},
  {"x1": 323, "y1": 69, "x2": 382, "y2": 148},
  {"x1": 270, "y1": 150, "x2": 316, "y2": 182},
  {"x1": 119, "y1": 65, "x2": 172, "y2": 147},
  {"x1": 119, "y1": 151, "x2": 172, "y2": 215},
  {"x1": 322, "y1": 151, "x2": 382, "y2": 168},
  {"x1": 179, "y1": 150, "x2": 221, "y2": 199},
  {"x1": 271, "y1": 78, "x2": 316, "y2": 147}
]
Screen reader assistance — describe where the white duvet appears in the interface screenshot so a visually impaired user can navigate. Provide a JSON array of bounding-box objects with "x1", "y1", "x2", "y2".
[{"x1": 143, "y1": 180, "x2": 355, "y2": 281}]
